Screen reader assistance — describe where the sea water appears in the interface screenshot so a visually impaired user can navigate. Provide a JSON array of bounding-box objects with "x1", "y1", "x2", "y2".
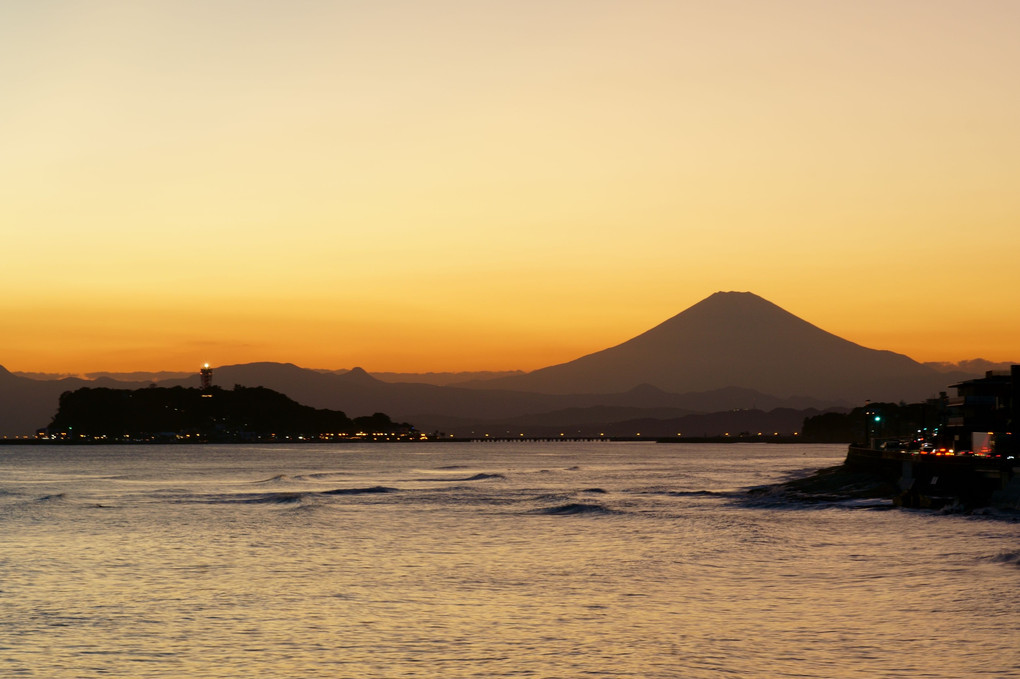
[{"x1": 1, "y1": 442, "x2": 1017, "y2": 678}]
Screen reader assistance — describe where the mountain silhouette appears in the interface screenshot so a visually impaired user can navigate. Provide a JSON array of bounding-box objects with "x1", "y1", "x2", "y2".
[
  {"x1": 0, "y1": 366, "x2": 148, "y2": 436},
  {"x1": 0, "y1": 292, "x2": 979, "y2": 436},
  {"x1": 469, "y1": 291, "x2": 951, "y2": 402}
]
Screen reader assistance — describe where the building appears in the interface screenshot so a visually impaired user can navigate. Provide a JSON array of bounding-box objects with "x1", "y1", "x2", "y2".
[{"x1": 941, "y1": 365, "x2": 1018, "y2": 455}]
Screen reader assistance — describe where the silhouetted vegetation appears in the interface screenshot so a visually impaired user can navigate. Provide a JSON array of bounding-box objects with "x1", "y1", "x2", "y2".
[
  {"x1": 802, "y1": 401, "x2": 941, "y2": 443},
  {"x1": 47, "y1": 385, "x2": 413, "y2": 442}
]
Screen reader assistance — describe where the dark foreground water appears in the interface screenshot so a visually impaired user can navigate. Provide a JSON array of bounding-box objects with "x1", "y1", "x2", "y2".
[{"x1": 1, "y1": 442, "x2": 1017, "y2": 678}]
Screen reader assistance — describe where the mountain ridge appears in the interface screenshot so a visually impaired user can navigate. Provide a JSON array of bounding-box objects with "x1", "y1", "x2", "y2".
[{"x1": 0, "y1": 292, "x2": 987, "y2": 435}]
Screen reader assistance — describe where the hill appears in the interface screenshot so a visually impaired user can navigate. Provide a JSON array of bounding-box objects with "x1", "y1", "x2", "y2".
[
  {"x1": 45, "y1": 385, "x2": 409, "y2": 441},
  {"x1": 151, "y1": 363, "x2": 835, "y2": 433},
  {"x1": 0, "y1": 366, "x2": 150, "y2": 437}
]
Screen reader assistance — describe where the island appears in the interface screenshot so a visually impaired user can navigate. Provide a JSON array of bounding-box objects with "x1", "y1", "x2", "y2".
[{"x1": 40, "y1": 385, "x2": 418, "y2": 443}]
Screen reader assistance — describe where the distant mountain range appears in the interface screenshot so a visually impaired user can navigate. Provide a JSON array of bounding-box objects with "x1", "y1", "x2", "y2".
[
  {"x1": 1, "y1": 291, "x2": 1000, "y2": 437},
  {"x1": 0, "y1": 369, "x2": 149, "y2": 439},
  {"x1": 14, "y1": 368, "x2": 527, "y2": 386}
]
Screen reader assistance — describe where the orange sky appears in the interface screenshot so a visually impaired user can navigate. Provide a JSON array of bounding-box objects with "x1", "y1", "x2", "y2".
[{"x1": 2, "y1": 1, "x2": 1018, "y2": 374}]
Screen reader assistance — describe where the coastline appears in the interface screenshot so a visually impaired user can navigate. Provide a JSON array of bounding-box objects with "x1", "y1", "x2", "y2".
[
  {"x1": 1, "y1": 434, "x2": 820, "y2": 445},
  {"x1": 748, "y1": 446, "x2": 1020, "y2": 513}
]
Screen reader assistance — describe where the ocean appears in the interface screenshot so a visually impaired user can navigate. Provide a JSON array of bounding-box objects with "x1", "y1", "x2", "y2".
[{"x1": 1, "y1": 442, "x2": 1017, "y2": 678}]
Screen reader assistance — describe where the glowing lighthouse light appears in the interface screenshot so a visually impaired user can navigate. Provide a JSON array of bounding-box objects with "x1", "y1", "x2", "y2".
[{"x1": 200, "y1": 363, "x2": 213, "y2": 390}]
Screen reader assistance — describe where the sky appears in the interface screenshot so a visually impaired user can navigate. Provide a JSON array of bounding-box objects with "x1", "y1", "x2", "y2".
[{"x1": 2, "y1": 0, "x2": 1018, "y2": 374}]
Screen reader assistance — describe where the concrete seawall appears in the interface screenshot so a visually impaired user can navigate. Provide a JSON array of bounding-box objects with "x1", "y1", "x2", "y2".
[{"x1": 845, "y1": 446, "x2": 1019, "y2": 509}]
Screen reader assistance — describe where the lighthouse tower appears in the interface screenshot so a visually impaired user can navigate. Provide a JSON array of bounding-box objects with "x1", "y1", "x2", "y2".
[{"x1": 200, "y1": 363, "x2": 213, "y2": 390}]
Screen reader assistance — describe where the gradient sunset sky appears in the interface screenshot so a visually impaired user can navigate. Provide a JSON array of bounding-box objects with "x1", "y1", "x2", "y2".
[{"x1": 3, "y1": 1, "x2": 1018, "y2": 374}]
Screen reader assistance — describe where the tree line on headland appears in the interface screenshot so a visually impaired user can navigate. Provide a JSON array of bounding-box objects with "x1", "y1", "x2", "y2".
[
  {"x1": 45, "y1": 385, "x2": 415, "y2": 442},
  {"x1": 801, "y1": 401, "x2": 938, "y2": 444}
]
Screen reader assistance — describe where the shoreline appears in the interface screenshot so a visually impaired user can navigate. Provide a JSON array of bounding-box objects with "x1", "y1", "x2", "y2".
[
  {"x1": 748, "y1": 447, "x2": 1020, "y2": 513},
  {"x1": 1, "y1": 434, "x2": 827, "y2": 445}
]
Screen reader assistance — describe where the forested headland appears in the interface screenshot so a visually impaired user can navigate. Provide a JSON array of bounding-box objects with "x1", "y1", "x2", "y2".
[{"x1": 44, "y1": 385, "x2": 414, "y2": 442}]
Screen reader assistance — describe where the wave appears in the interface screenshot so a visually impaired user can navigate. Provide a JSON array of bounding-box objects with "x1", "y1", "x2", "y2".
[
  {"x1": 533, "y1": 503, "x2": 617, "y2": 516},
  {"x1": 533, "y1": 493, "x2": 571, "y2": 502},
  {"x1": 164, "y1": 486, "x2": 399, "y2": 505},
  {"x1": 415, "y1": 473, "x2": 506, "y2": 482},
  {"x1": 664, "y1": 490, "x2": 728, "y2": 497},
  {"x1": 35, "y1": 493, "x2": 67, "y2": 502},
  {"x1": 831, "y1": 498, "x2": 895, "y2": 510},
  {"x1": 296, "y1": 472, "x2": 353, "y2": 481},
  {"x1": 205, "y1": 492, "x2": 305, "y2": 505},
  {"x1": 251, "y1": 474, "x2": 293, "y2": 484},
  {"x1": 321, "y1": 486, "x2": 398, "y2": 495},
  {"x1": 740, "y1": 492, "x2": 895, "y2": 512},
  {"x1": 983, "y1": 551, "x2": 1020, "y2": 566},
  {"x1": 744, "y1": 466, "x2": 899, "y2": 507}
]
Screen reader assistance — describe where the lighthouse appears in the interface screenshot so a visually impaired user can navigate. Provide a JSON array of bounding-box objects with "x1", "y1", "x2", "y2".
[{"x1": 200, "y1": 363, "x2": 213, "y2": 390}]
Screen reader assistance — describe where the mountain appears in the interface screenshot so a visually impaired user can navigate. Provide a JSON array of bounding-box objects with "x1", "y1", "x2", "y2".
[
  {"x1": 0, "y1": 292, "x2": 987, "y2": 436},
  {"x1": 0, "y1": 366, "x2": 148, "y2": 436},
  {"x1": 156, "y1": 364, "x2": 669, "y2": 425},
  {"x1": 467, "y1": 291, "x2": 952, "y2": 402},
  {"x1": 422, "y1": 404, "x2": 831, "y2": 438},
  {"x1": 924, "y1": 359, "x2": 1016, "y2": 374},
  {"x1": 312, "y1": 369, "x2": 527, "y2": 386},
  {"x1": 462, "y1": 407, "x2": 829, "y2": 439},
  {"x1": 153, "y1": 363, "x2": 833, "y2": 429}
]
